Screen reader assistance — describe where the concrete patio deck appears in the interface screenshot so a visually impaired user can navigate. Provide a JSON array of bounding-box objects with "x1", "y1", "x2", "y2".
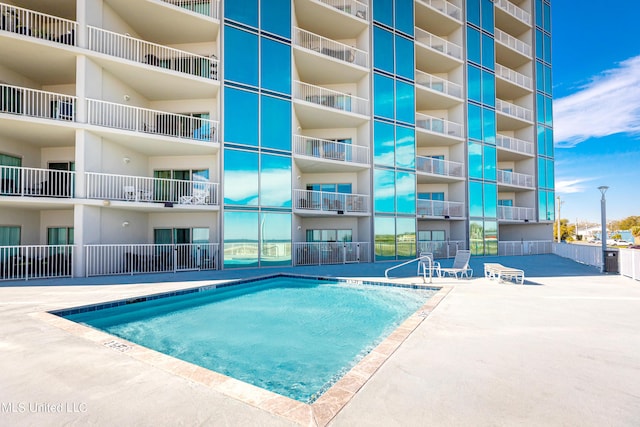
[{"x1": 1, "y1": 255, "x2": 639, "y2": 426}]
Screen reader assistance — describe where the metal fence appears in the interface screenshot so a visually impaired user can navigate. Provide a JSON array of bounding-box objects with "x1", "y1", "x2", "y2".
[
  {"x1": 0, "y1": 245, "x2": 74, "y2": 281},
  {"x1": 551, "y1": 243, "x2": 601, "y2": 268},
  {"x1": 293, "y1": 242, "x2": 369, "y2": 266},
  {"x1": 499, "y1": 241, "x2": 553, "y2": 256},
  {"x1": 619, "y1": 248, "x2": 640, "y2": 281}
]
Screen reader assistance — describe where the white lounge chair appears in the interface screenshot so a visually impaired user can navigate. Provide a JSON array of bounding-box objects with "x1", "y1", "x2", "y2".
[
  {"x1": 417, "y1": 252, "x2": 441, "y2": 278},
  {"x1": 439, "y1": 250, "x2": 473, "y2": 279},
  {"x1": 484, "y1": 263, "x2": 525, "y2": 284}
]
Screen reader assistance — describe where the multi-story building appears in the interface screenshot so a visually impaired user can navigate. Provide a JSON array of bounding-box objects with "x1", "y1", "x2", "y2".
[{"x1": 0, "y1": 0, "x2": 553, "y2": 279}]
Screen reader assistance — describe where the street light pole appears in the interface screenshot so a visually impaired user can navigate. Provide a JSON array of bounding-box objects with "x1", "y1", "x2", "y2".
[{"x1": 598, "y1": 186, "x2": 609, "y2": 273}]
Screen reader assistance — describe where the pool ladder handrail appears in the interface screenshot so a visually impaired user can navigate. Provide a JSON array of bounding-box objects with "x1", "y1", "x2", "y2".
[{"x1": 384, "y1": 254, "x2": 435, "y2": 283}]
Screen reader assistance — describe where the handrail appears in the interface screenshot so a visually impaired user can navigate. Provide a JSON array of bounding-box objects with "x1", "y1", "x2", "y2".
[{"x1": 384, "y1": 255, "x2": 434, "y2": 283}]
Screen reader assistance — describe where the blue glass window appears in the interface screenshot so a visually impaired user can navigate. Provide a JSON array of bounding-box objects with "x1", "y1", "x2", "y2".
[
  {"x1": 260, "y1": 213, "x2": 291, "y2": 266},
  {"x1": 261, "y1": 95, "x2": 291, "y2": 151},
  {"x1": 224, "y1": 211, "x2": 258, "y2": 268},
  {"x1": 537, "y1": 125, "x2": 546, "y2": 155},
  {"x1": 374, "y1": 169, "x2": 395, "y2": 213},
  {"x1": 374, "y1": 26, "x2": 394, "y2": 73},
  {"x1": 536, "y1": 30, "x2": 543, "y2": 59},
  {"x1": 535, "y1": 0, "x2": 543, "y2": 28},
  {"x1": 481, "y1": 70, "x2": 495, "y2": 107},
  {"x1": 225, "y1": 87, "x2": 258, "y2": 146},
  {"x1": 225, "y1": 0, "x2": 258, "y2": 27},
  {"x1": 375, "y1": 216, "x2": 395, "y2": 261},
  {"x1": 467, "y1": 0, "x2": 480, "y2": 26},
  {"x1": 468, "y1": 103, "x2": 482, "y2": 141},
  {"x1": 539, "y1": 190, "x2": 548, "y2": 220},
  {"x1": 484, "y1": 220, "x2": 498, "y2": 255},
  {"x1": 374, "y1": 73, "x2": 394, "y2": 119},
  {"x1": 481, "y1": 33, "x2": 494, "y2": 69},
  {"x1": 543, "y1": 3, "x2": 551, "y2": 33},
  {"x1": 395, "y1": 125, "x2": 415, "y2": 169},
  {"x1": 374, "y1": 120, "x2": 395, "y2": 167},
  {"x1": 260, "y1": 154, "x2": 291, "y2": 207},
  {"x1": 467, "y1": 27, "x2": 481, "y2": 65},
  {"x1": 481, "y1": 0, "x2": 494, "y2": 32},
  {"x1": 484, "y1": 183, "x2": 497, "y2": 218},
  {"x1": 373, "y1": 0, "x2": 393, "y2": 26},
  {"x1": 395, "y1": 35, "x2": 414, "y2": 80},
  {"x1": 395, "y1": 80, "x2": 415, "y2": 124},
  {"x1": 396, "y1": 172, "x2": 416, "y2": 215},
  {"x1": 224, "y1": 26, "x2": 258, "y2": 86},
  {"x1": 468, "y1": 141, "x2": 483, "y2": 179},
  {"x1": 261, "y1": 38, "x2": 291, "y2": 95},
  {"x1": 538, "y1": 157, "x2": 547, "y2": 188},
  {"x1": 544, "y1": 95, "x2": 553, "y2": 126},
  {"x1": 394, "y1": 0, "x2": 414, "y2": 36},
  {"x1": 536, "y1": 61, "x2": 544, "y2": 92},
  {"x1": 537, "y1": 93, "x2": 545, "y2": 124},
  {"x1": 470, "y1": 220, "x2": 484, "y2": 255},
  {"x1": 224, "y1": 149, "x2": 259, "y2": 206},
  {"x1": 396, "y1": 217, "x2": 416, "y2": 260},
  {"x1": 483, "y1": 145, "x2": 496, "y2": 181},
  {"x1": 482, "y1": 107, "x2": 496, "y2": 144},
  {"x1": 547, "y1": 191, "x2": 555, "y2": 221},
  {"x1": 261, "y1": 0, "x2": 291, "y2": 38},
  {"x1": 543, "y1": 34, "x2": 552, "y2": 63},
  {"x1": 544, "y1": 65, "x2": 552, "y2": 94},
  {"x1": 467, "y1": 65, "x2": 481, "y2": 104},
  {"x1": 469, "y1": 181, "x2": 483, "y2": 217},
  {"x1": 545, "y1": 127, "x2": 554, "y2": 157}
]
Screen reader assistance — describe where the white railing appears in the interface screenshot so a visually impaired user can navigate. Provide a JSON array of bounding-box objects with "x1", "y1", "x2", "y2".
[
  {"x1": 85, "y1": 172, "x2": 218, "y2": 205},
  {"x1": 416, "y1": 156, "x2": 464, "y2": 178},
  {"x1": 85, "y1": 243, "x2": 218, "y2": 276},
  {"x1": 416, "y1": 0, "x2": 462, "y2": 21},
  {"x1": 0, "y1": 245, "x2": 73, "y2": 280},
  {"x1": 293, "y1": 242, "x2": 369, "y2": 266},
  {"x1": 499, "y1": 240, "x2": 553, "y2": 256},
  {"x1": 417, "y1": 200, "x2": 464, "y2": 218},
  {"x1": 0, "y1": 83, "x2": 77, "y2": 121},
  {"x1": 496, "y1": 134, "x2": 534, "y2": 156},
  {"x1": 0, "y1": 3, "x2": 77, "y2": 45},
  {"x1": 498, "y1": 206, "x2": 535, "y2": 221},
  {"x1": 496, "y1": 99, "x2": 533, "y2": 122},
  {"x1": 87, "y1": 26, "x2": 218, "y2": 80},
  {"x1": 495, "y1": 64, "x2": 533, "y2": 90},
  {"x1": 293, "y1": 189, "x2": 369, "y2": 213},
  {"x1": 551, "y1": 242, "x2": 601, "y2": 268},
  {"x1": 414, "y1": 27, "x2": 462, "y2": 60},
  {"x1": 160, "y1": 0, "x2": 219, "y2": 19},
  {"x1": 417, "y1": 240, "x2": 465, "y2": 259},
  {"x1": 415, "y1": 70, "x2": 463, "y2": 99},
  {"x1": 415, "y1": 113, "x2": 464, "y2": 138},
  {"x1": 0, "y1": 166, "x2": 75, "y2": 198},
  {"x1": 318, "y1": 0, "x2": 368, "y2": 21},
  {"x1": 294, "y1": 81, "x2": 369, "y2": 116},
  {"x1": 293, "y1": 135, "x2": 369, "y2": 165},
  {"x1": 495, "y1": 29, "x2": 532, "y2": 57},
  {"x1": 497, "y1": 169, "x2": 534, "y2": 188},
  {"x1": 86, "y1": 99, "x2": 218, "y2": 143},
  {"x1": 619, "y1": 248, "x2": 640, "y2": 281},
  {"x1": 293, "y1": 27, "x2": 368, "y2": 68},
  {"x1": 495, "y1": 0, "x2": 531, "y2": 25}
]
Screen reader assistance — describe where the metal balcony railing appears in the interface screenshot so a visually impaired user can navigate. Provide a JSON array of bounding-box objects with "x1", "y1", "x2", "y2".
[
  {"x1": 500, "y1": 240, "x2": 552, "y2": 256},
  {"x1": 496, "y1": 134, "x2": 534, "y2": 156},
  {"x1": 294, "y1": 81, "x2": 369, "y2": 116},
  {"x1": 0, "y1": 83, "x2": 77, "y2": 122},
  {"x1": 85, "y1": 172, "x2": 218, "y2": 205},
  {"x1": 293, "y1": 242, "x2": 370, "y2": 266},
  {"x1": 495, "y1": 64, "x2": 533, "y2": 90},
  {"x1": 497, "y1": 169, "x2": 534, "y2": 188},
  {"x1": 0, "y1": 2, "x2": 77, "y2": 45},
  {"x1": 495, "y1": 29, "x2": 532, "y2": 57},
  {"x1": 0, "y1": 166, "x2": 75, "y2": 198},
  {"x1": 415, "y1": 113, "x2": 464, "y2": 138},
  {"x1": 498, "y1": 205, "x2": 535, "y2": 221},
  {"x1": 495, "y1": 0, "x2": 531, "y2": 25},
  {"x1": 414, "y1": 27, "x2": 462, "y2": 60},
  {"x1": 416, "y1": 156, "x2": 464, "y2": 178},
  {"x1": 416, "y1": 0, "x2": 462, "y2": 21},
  {"x1": 417, "y1": 240, "x2": 466, "y2": 259},
  {"x1": 415, "y1": 70, "x2": 463, "y2": 99},
  {"x1": 293, "y1": 135, "x2": 369, "y2": 165},
  {"x1": 293, "y1": 27, "x2": 368, "y2": 68},
  {"x1": 293, "y1": 189, "x2": 369, "y2": 213},
  {"x1": 0, "y1": 245, "x2": 74, "y2": 280},
  {"x1": 417, "y1": 200, "x2": 465, "y2": 218},
  {"x1": 86, "y1": 99, "x2": 218, "y2": 143},
  {"x1": 87, "y1": 26, "x2": 218, "y2": 80},
  {"x1": 496, "y1": 99, "x2": 533, "y2": 122},
  {"x1": 317, "y1": 0, "x2": 368, "y2": 20},
  {"x1": 159, "y1": 0, "x2": 219, "y2": 19}
]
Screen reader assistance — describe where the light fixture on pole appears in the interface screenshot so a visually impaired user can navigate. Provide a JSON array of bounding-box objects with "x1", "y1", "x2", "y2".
[{"x1": 598, "y1": 186, "x2": 609, "y2": 273}]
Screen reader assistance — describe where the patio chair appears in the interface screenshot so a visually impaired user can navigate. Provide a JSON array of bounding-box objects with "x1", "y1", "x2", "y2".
[
  {"x1": 123, "y1": 185, "x2": 137, "y2": 201},
  {"x1": 439, "y1": 250, "x2": 473, "y2": 279},
  {"x1": 192, "y1": 189, "x2": 209, "y2": 205},
  {"x1": 417, "y1": 252, "x2": 441, "y2": 278}
]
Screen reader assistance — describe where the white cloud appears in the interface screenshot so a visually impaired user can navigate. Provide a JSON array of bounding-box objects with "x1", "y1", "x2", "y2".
[
  {"x1": 555, "y1": 177, "x2": 599, "y2": 194},
  {"x1": 553, "y1": 55, "x2": 640, "y2": 147}
]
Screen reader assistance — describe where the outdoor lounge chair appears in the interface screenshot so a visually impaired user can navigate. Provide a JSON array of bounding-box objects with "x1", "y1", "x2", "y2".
[
  {"x1": 417, "y1": 252, "x2": 441, "y2": 278},
  {"x1": 484, "y1": 263, "x2": 525, "y2": 284},
  {"x1": 439, "y1": 250, "x2": 473, "y2": 279}
]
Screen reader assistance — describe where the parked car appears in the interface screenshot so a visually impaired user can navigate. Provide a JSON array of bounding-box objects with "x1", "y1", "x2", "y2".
[{"x1": 614, "y1": 239, "x2": 633, "y2": 247}]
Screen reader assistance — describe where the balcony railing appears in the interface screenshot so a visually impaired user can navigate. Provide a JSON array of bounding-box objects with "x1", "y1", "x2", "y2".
[
  {"x1": 294, "y1": 81, "x2": 369, "y2": 116},
  {"x1": 293, "y1": 135, "x2": 369, "y2": 165},
  {"x1": 417, "y1": 200, "x2": 464, "y2": 218},
  {"x1": 496, "y1": 99, "x2": 533, "y2": 122},
  {"x1": 293, "y1": 189, "x2": 369, "y2": 213},
  {"x1": 416, "y1": 0, "x2": 462, "y2": 21},
  {"x1": 87, "y1": 26, "x2": 218, "y2": 80},
  {"x1": 497, "y1": 169, "x2": 534, "y2": 188},
  {"x1": 495, "y1": 29, "x2": 531, "y2": 57},
  {"x1": 416, "y1": 156, "x2": 464, "y2": 179},
  {"x1": 86, "y1": 99, "x2": 218, "y2": 143},
  {"x1": 0, "y1": 166, "x2": 75, "y2": 198},
  {"x1": 495, "y1": 0, "x2": 531, "y2": 25},
  {"x1": 293, "y1": 27, "x2": 368, "y2": 68},
  {"x1": 500, "y1": 240, "x2": 552, "y2": 256},
  {"x1": 417, "y1": 240, "x2": 466, "y2": 259},
  {"x1": 0, "y1": 83, "x2": 77, "y2": 122},
  {"x1": 0, "y1": 2, "x2": 77, "y2": 45},
  {"x1": 159, "y1": 0, "x2": 219, "y2": 19},
  {"x1": 414, "y1": 27, "x2": 462, "y2": 60},
  {"x1": 495, "y1": 64, "x2": 532, "y2": 90},
  {"x1": 0, "y1": 245, "x2": 74, "y2": 280},
  {"x1": 318, "y1": 0, "x2": 368, "y2": 21},
  {"x1": 293, "y1": 242, "x2": 370, "y2": 266},
  {"x1": 85, "y1": 172, "x2": 218, "y2": 205},
  {"x1": 415, "y1": 70, "x2": 463, "y2": 99},
  {"x1": 498, "y1": 205, "x2": 535, "y2": 221},
  {"x1": 85, "y1": 243, "x2": 218, "y2": 276},
  {"x1": 415, "y1": 113, "x2": 464, "y2": 138},
  {"x1": 496, "y1": 134, "x2": 534, "y2": 156}
]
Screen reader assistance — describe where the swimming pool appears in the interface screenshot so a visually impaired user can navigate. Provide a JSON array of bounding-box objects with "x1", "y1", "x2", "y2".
[{"x1": 59, "y1": 275, "x2": 437, "y2": 403}]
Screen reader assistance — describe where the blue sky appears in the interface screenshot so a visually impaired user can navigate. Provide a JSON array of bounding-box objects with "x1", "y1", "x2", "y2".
[{"x1": 552, "y1": 2, "x2": 640, "y2": 223}]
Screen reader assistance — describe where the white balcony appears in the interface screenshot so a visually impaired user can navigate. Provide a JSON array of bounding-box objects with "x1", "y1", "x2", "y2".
[
  {"x1": 294, "y1": 81, "x2": 368, "y2": 116},
  {"x1": 416, "y1": 0, "x2": 462, "y2": 22},
  {"x1": 495, "y1": 0, "x2": 531, "y2": 26},
  {"x1": 496, "y1": 134, "x2": 534, "y2": 157},
  {"x1": 0, "y1": 2, "x2": 77, "y2": 46},
  {"x1": 415, "y1": 70, "x2": 462, "y2": 99},
  {"x1": 0, "y1": 83, "x2": 76, "y2": 122},
  {"x1": 495, "y1": 64, "x2": 532, "y2": 91},
  {"x1": 293, "y1": 135, "x2": 370, "y2": 169},
  {"x1": 497, "y1": 169, "x2": 534, "y2": 189},
  {"x1": 293, "y1": 189, "x2": 369, "y2": 215},
  {"x1": 293, "y1": 27, "x2": 368, "y2": 68},
  {"x1": 86, "y1": 99, "x2": 218, "y2": 143},
  {"x1": 417, "y1": 200, "x2": 465, "y2": 218},
  {"x1": 495, "y1": 28, "x2": 531, "y2": 58},
  {"x1": 85, "y1": 172, "x2": 218, "y2": 206},
  {"x1": 316, "y1": 0, "x2": 368, "y2": 21},
  {"x1": 293, "y1": 242, "x2": 370, "y2": 266},
  {"x1": 416, "y1": 156, "x2": 464, "y2": 181},
  {"x1": 0, "y1": 245, "x2": 74, "y2": 281},
  {"x1": 415, "y1": 27, "x2": 462, "y2": 60},
  {"x1": 0, "y1": 166, "x2": 75, "y2": 198},
  {"x1": 498, "y1": 205, "x2": 535, "y2": 221},
  {"x1": 415, "y1": 113, "x2": 464, "y2": 140},
  {"x1": 87, "y1": 26, "x2": 218, "y2": 80},
  {"x1": 159, "y1": 0, "x2": 220, "y2": 19},
  {"x1": 496, "y1": 99, "x2": 533, "y2": 123},
  {"x1": 417, "y1": 241, "x2": 466, "y2": 259}
]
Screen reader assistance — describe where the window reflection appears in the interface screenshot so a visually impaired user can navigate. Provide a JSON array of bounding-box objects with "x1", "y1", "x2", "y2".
[
  {"x1": 373, "y1": 27, "x2": 394, "y2": 73},
  {"x1": 260, "y1": 154, "x2": 291, "y2": 207},
  {"x1": 467, "y1": 27, "x2": 481, "y2": 65},
  {"x1": 470, "y1": 220, "x2": 484, "y2": 255},
  {"x1": 395, "y1": 125, "x2": 415, "y2": 169},
  {"x1": 375, "y1": 216, "x2": 395, "y2": 261},
  {"x1": 484, "y1": 220, "x2": 498, "y2": 255},
  {"x1": 224, "y1": 149, "x2": 259, "y2": 206},
  {"x1": 482, "y1": 108, "x2": 496, "y2": 144},
  {"x1": 396, "y1": 172, "x2": 416, "y2": 215},
  {"x1": 468, "y1": 103, "x2": 482, "y2": 141},
  {"x1": 394, "y1": 0, "x2": 414, "y2": 36},
  {"x1": 395, "y1": 35, "x2": 414, "y2": 80},
  {"x1": 225, "y1": 0, "x2": 258, "y2": 27},
  {"x1": 468, "y1": 141, "x2": 483, "y2": 179},
  {"x1": 395, "y1": 80, "x2": 415, "y2": 124},
  {"x1": 225, "y1": 87, "x2": 259, "y2": 146},
  {"x1": 224, "y1": 26, "x2": 258, "y2": 86},
  {"x1": 374, "y1": 169, "x2": 395, "y2": 213},
  {"x1": 260, "y1": 213, "x2": 291, "y2": 266},
  {"x1": 261, "y1": 38, "x2": 291, "y2": 95},
  {"x1": 374, "y1": 73, "x2": 394, "y2": 120},
  {"x1": 224, "y1": 211, "x2": 259, "y2": 268},
  {"x1": 374, "y1": 121, "x2": 395, "y2": 167},
  {"x1": 261, "y1": 95, "x2": 291, "y2": 150},
  {"x1": 469, "y1": 181, "x2": 483, "y2": 217},
  {"x1": 482, "y1": 33, "x2": 494, "y2": 69},
  {"x1": 467, "y1": 66, "x2": 481, "y2": 104},
  {"x1": 373, "y1": 0, "x2": 393, "y2": 27},
  {"x1": 483, "y1": 145, "x2": 496, "y2": 181},
  {"x1": 484, "y1": 183, "x2": 497, "y2": 218},
  {"x1": 261, "y1": 0, "x2": 290, "y2": 38}
]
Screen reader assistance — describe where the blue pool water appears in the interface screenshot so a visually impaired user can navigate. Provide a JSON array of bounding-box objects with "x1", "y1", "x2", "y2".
[{"x1": 63, "y1": 276, "x2": 435, "y2": 403}]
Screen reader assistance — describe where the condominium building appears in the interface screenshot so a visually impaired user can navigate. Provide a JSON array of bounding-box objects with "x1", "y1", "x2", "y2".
[{"x1": 0, "y1": 0, "x2": 554, "y2": 279}]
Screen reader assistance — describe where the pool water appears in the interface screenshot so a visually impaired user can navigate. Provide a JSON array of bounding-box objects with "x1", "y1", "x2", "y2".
[{"x1": 65, "y1": 276, "x2": 435, "y2": 403}]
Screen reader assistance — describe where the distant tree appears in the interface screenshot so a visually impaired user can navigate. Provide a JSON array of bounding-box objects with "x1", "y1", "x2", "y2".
[
  {"x1": 617, "y1": 216, "x2": 640, "y2": 230},
  {"x1": 631, "y1": 226, "x2": 640, "y2": 243},
  {"x1": 553, "y1": 219, "x2": 575, "y2": 242},
  {"x1": 611, "y1": 233, "x2": 622, "y2": 240}
]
